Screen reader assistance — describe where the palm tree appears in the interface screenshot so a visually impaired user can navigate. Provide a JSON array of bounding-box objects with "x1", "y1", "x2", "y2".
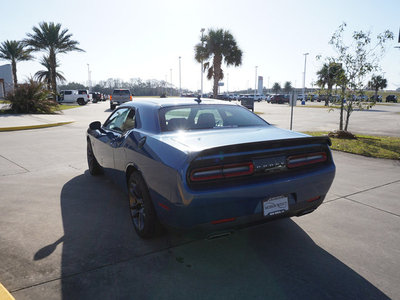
[
  {"x1": 195, "y1": 29, "x2": 243, "y2": 98},
  {"x1": 316, "y1": 62, "x2": 344, "y2": 105},
  {"x1": 34, "y1": 55, "x2": 66, "y2": 90},
  {"x1": 368, "y1": 75, "x2": 387, "y2": 102},
  {"x1": 0, "y1": 40, "x2": 33, "y2": 88},
  {"x1": 272, "y1": 82, "x2": 281, "y2": 94},
  {"x1": 24, "y1": 22, "x2": 84, "y2": 98},
  {"x1": 283, "y1": 81, "x2": 292, "y2": 95}
]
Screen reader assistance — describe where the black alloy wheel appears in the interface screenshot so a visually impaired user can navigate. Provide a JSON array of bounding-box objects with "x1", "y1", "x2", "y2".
[
  {"x1": 129, "y1": 172, "x2": 160, "y2": 238},
  {"x1": 87, "y1": 140, "x2": 102, "y2": 175}
]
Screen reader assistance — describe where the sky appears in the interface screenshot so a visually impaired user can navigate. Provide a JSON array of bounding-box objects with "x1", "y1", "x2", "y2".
[{"x1": 1, "y1": 0, "x2": 400, "y2": 93}]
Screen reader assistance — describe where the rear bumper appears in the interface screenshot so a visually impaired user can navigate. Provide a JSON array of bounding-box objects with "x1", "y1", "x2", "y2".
[
  {"x1": 162, "y1": 196, "x2": 324, "y2": 240},
  {"x1": 152, "y1": 164, "x2": 335, "y2": 239}
]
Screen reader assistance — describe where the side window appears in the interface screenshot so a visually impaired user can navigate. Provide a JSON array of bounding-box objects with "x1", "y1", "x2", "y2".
[
  {"x1": 121, "y1": 109, "x2": 136, "y2": 132},
  {"x1": 103, "y1": 108, "x2": 132, "y2": 132},
  {"x1": 65, "y1": 91, "x2": 72, "y2": 95}
]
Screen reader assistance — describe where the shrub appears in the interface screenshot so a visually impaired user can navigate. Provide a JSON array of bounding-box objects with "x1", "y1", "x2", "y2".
[{"x1": 5, "y1": 78, "x2": 59, "y2": 114}]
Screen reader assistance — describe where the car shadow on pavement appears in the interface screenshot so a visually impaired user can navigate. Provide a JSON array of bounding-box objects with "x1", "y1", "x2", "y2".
[{"x1": 43, "y1": 172, "x2": 390, "y2": 300}]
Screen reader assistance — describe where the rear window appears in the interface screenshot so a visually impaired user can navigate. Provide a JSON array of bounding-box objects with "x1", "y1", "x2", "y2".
[
  {"x1": 159, "y1": 105, "x2": 268, "y2": 132},
  {"x1": 113, "y1": 89, "x2": 131, "y2": 95}
]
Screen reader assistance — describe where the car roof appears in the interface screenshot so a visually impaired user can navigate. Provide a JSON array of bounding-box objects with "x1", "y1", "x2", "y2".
[
  {"x1": 117, "y1": 97, "x2": 243, "y2": 134},
  {"x1": 120, "y1": 97, "x2": 239, "y2": 109}
]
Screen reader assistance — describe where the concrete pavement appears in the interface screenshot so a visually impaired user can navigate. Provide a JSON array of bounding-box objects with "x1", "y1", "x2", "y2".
[
  {"x1": 0, "y1": 113, "x2": 74, "y2": 132},
  {"x1": 1, "y1": 99, "x2": 399, "y2": 135},
  {"x1": 1, "y1": 100, "x2": 399, "y2": 299}
]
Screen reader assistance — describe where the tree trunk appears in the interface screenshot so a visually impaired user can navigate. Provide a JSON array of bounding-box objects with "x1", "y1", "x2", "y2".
[
  {"x1": 49, "y1": 49, "x2": 57, "y2": 101},
  {"x1": 11, "y1": 59, "x2": 18, "y2": 89},
  {"x1": 212, "y1": 54, "x2": 222, "y2": 98},
  {"x1": 339, "y1": 86, "x2": 345, "y2": 130}
]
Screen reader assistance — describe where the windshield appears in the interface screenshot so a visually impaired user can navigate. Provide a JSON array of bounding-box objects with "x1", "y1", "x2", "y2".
[{"x1": 159, "y1": 105, "x2": 268, "y2": 132}]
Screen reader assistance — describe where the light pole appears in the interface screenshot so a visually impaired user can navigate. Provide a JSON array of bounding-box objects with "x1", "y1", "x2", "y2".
[
  {"x1": 302, "y1": 53, "x2": 309, "y2": 100},
  {"x1": 255, "y1": 66, "x2": 258, "y2": 95},
  {"x1": 200, "y1": 28, "x2": 205, "y2": 97},
  {"x1": 170, "y1": 69, "x2": 172, "y2": 96},
  {"x1": 87, "y1": 64, "x2": 91, "y2": 92},
  {"x1": 179, "y1": 56, "x2": 181, "y2": 97}
]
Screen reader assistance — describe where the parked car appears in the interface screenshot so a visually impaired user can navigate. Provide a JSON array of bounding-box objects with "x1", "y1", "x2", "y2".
[
  {"x1": 90, "y1": 92, "x2": 102, "y2": 103},
  {"x1": 330, "y1": 95, "x2": 341, "y2": 103},
  {"x1": 217, "y1": 94, "x2": 231, "y2": 101},
  {"x1": 370, "y1": 95, "x2": 382, "y2": 102},
  {"x1": 110, "y1": 89, "x2": 133, "y2": 110},
  {"x1": 229, "y1": 94, "x2": 239, "y2": 100},
  {"x1": 386, "y1": 95, "x2": 398, "y2": 103},
  {"x1": 305, "y1": 94, "x2": 318, "y2": 102},
  {"x1": 241, "y1": 94, "x2": 262, "y2": 102},
  {"x1": 270, "y1": 94, "x2": 289, "y2": 104},
  {"x1": 58, "y1": 90, "x2": 90, "y2": 105},
  {"x1": 87, "y1": 98, "x2": 336, "y2": 239},
  {"x1": 356, "y1": 95, "x2": 369, "y2": 101}
]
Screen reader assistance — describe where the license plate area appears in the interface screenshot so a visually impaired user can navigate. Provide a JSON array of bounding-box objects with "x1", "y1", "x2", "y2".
[{"x1": 263, "y1": 195, "x2": 289, "y2": 217}]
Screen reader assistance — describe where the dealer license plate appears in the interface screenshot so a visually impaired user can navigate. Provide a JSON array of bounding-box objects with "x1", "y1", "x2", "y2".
[{"x1": 263, "y1": 196, "x2": 289, "y2": 217}]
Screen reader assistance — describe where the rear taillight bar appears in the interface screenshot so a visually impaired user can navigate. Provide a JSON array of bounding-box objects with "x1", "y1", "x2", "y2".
[
  {"x1": 190, "y1": 162, "x2": 254, "y2": 182},
  {"x1": 287, "y1": 152, "x2": 327, "y2": 168}
]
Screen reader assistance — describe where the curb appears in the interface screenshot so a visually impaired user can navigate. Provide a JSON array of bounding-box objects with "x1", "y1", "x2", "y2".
[
  {"x1": 0, "y1": 283, "x2": 15, "y2": 300},
  {"x1": 0, "y1": 121, "x2": 75, "y2": 132}
]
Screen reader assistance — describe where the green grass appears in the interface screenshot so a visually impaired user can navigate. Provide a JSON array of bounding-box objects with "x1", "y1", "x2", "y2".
[
  {"x1": 56, "y1": 104, "x2": 80, "y2": 110},
  {"x1": 303, "y1": 131, "x2": 400, "y2": 160}
]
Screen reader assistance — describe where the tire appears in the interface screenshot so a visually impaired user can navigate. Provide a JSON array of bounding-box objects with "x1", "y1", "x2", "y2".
[
  {"x1": 110, "y1": 103, "x2": 116, "y2": 110},
  {"x1": 128, "y1": 172, "x2": 160, "y2": 238},
  {"x1": 87, "y1": 140, "x2": 102, "y2": 175},
  {"x1": 77, "y1": 98, "x2": 84, "y2": 105}
]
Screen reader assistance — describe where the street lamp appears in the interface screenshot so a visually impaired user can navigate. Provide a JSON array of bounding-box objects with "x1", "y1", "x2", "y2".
[
  {"x1": 200, "y1": 28, "x2": 205, "y2": 97},
  {"x1": 179, "y1": 56, "x2": 181, "y2": 97},
  {"x1": 170, "y1": 69, "x2": 172, "y2": 96},
  {"x1": 255, "y1": 66, "x2": 258, "y2": 95},
  {"x1": 302, "y1": 53, "x2": 309, "y2": 101},
  {"x1": 87, "y1": 64, "x2": 91, "y2": 92}
]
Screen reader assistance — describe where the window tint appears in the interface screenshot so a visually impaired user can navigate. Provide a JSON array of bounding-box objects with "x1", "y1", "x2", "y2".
[
  {"x1": 159, "y1": 105, "x2": 267, "y2": 132},
  {"x1": 64, "y1": 91, "x2": 72, "y2": 95},
  {"x1": 113, "y1": 89, "x2": 131, "y2": 95},
  {"x1": 104, "y1": 108, "x2": 135, "y2": 132}
]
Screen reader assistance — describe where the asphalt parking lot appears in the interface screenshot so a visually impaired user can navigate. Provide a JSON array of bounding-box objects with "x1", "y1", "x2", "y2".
[{"x1": 0, "y1": 100, "x2": 399, "y2": 299}]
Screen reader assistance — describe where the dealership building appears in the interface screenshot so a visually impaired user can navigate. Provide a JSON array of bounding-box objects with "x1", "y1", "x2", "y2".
[{"x1": 0, "y1": 64, "x2": 13, "y2": 99}]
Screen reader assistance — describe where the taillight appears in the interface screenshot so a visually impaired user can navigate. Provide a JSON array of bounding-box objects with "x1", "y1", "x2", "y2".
[
  {"x1": 287, "y1": 152, "x2": 327, "y2": 168},
  {"x1": 130, "y1": 95, "x2": 133, "y2": 101},
  {"x1": 190, "y1": 162, "x2": 254, "y2": 182},
  {"x1": 110, "y1": 95, "x2": 113, "y2": 100}
]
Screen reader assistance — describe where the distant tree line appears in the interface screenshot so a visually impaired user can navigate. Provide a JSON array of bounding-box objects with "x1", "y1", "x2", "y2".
[{"x1": 59, "y1": 78, "x2": 184, "y2": 96}]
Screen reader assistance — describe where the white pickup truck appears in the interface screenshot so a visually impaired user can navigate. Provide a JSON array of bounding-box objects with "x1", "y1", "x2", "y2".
[{"x1": 58, "y1": 90, "x2": 92, "y2": 105}]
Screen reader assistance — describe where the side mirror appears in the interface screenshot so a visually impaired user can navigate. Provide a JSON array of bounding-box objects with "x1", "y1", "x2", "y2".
[{"x1": 89, "y1": 121, "x2": 101, "y2": 130}]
